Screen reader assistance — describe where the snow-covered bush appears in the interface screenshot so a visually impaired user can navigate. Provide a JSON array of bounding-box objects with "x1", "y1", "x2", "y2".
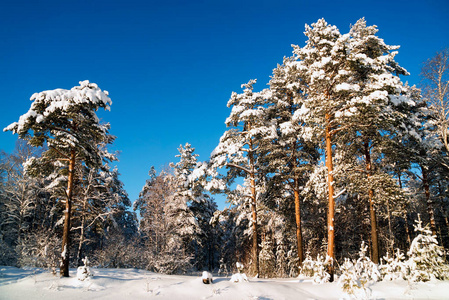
[
  {"x1": 354, "y1": 242, "x2": 380, "y2": 285},
  {"x1": 230, "y1": 272, "x2": 249, "y2": 282},
  {"x1": 236, "y1": 262, "x2": 244, "y2": 273},
  {"x1": 312, "y1": 254, "x2": 331, "y2": 284},
  {"x1": 298, "y1": 252, "x2": 315, "y2": 277},
  {"x1": 151, "y1": 252, "x2": 193, "y2": 275},
  {"x1": 338, "y1": 242, "x2": 381, "y2": 296},
  {"x1": 407, "y1": 217, "x2": 447, "y2": 281},
  {"x1": 259, "y1": 238, "x2": 275, "y2": 278},
  {"x1": 298, "y1": 253, "x2": 330, "y2": 284},
  {"x1": 287, "y1": 249, "x2": 300, "y2": 277},
  {"x1": 379, "y1": 249, "x2": 408, "y2": 281},
  {"x1": 338, "y1": 258, "x2": 360, "y2": 295},
  {"x1": 77, "y1": 257, "x2": 94, "y2": 281},
  {"x1": 202, "y1": 271, "x2": 213, "y2": 284},
  {"x1": 231, "y1": 262, "x2": 249, "y2": 282},
  {"x1": 15, "y1": 229, "x2": 59, "y2": 271}
]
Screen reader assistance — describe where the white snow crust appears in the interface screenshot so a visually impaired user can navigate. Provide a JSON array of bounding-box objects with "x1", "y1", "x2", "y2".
[{"x1": 1, "y1": 266, "x2": 449, "y2": 300}]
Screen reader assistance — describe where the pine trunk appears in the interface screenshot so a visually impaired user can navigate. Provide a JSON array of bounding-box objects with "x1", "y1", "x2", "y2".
[
  {"x1": 247, "y1": 122, "x2": 259, "y2": 276},
  {"x1": 61, "y1": 149, "x2": 75, "y2": 277},
  {"x1": 325, "y1": 114, "x2": 335, "y2": 282},
  {"x1": 294, "y1": 178, "x2": 304, "y2": 266},
  {"x1": 250, "y1": 173, "x2": 259, "y2": 276},
  {"x1": 364, "y1": 141, "x2": 379, "y2": 264},
  {"x1": 421, "y1": 165, "x2": 437, "y2": 236}
]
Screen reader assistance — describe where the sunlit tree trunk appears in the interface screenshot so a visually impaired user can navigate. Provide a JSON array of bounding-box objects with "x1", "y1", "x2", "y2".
[
  {"x1": 325, "y1": 113, "x2": 335, "y2": 282},
  {"x1": 364, "y1": 140, "x2": 379, "y2": 264},
  {"x1": 294, "y1": 177, "x2": 304, "y2": 266}
]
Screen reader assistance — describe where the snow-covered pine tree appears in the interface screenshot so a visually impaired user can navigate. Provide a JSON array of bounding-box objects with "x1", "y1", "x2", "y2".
[
  {"x1": 262, "y1": 59, "x2": 320, "y2": 267},
  {"x1": 289, "y1": 18, "x2": 348, "y2": 281},
  {"x1": 394, "y1": 83, "x2": 443, "y2": 238},
  {"x1": 208, "y1": 80, "x2": 272, "y2": 276},
  {"x1": 4, "y1": 80, "x2": 113, "y2": 277},
  {"x1": 171, "y1": 143, "x2": 217, "y2": 271},
  {"x1": 341, "y1": 18, "x2": 410, "y2": 264}
]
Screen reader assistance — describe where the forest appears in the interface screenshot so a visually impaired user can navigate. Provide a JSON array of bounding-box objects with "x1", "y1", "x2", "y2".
[{"x1": 1, "y1": 18, "x2": 449, "y2": 287}]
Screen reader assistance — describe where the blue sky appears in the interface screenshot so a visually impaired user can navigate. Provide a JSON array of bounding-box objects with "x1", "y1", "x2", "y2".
[{"x1": 1, "y1": 0, "x2": 448, "y2": 209}]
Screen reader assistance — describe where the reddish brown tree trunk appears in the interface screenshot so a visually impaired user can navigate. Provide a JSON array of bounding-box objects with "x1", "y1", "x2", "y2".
[
  {"x1": 294, "y1": 177, "x2": 304, "y2": 266},
  {"x1": 325, "y1": 114, "x2": 335, "y2": 282},
  {"x1": 61, "y1": 149, "x2": 75, "y2": 277},
  {"x1": 364, "y1": 141, "x2": 379, "y2": 264}
]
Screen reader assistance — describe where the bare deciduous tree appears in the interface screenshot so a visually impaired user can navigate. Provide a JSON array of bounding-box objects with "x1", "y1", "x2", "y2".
[{"x1": 421, "y1": 48, "x2": 449, "y2": 152}]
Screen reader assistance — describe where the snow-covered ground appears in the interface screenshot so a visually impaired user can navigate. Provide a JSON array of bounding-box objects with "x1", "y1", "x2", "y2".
[{"x1": 1, "y1": 266, "x2": 448, "y2": 300}]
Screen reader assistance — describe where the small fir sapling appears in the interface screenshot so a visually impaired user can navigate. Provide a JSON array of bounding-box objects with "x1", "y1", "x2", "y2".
[
  {"x1": 297, "y1": 252, "x2": 331, "y2": 283},
  {"x1": 236, "y1": 261, "x2": 244, "y2": 273},
  {"x1": 407, "y1": 216, "x2": 448, "y2": 281},
  {"x1": 231, "y1": 262, "x2": 249, "y2": 282},
  {"x1": 312, "y1": 254, "x2": 331, "y2": 284},
  {"x1": 354, "y1": 241, "x2": 381, "y2": 285},
  {"x1": 298, "y1": 252, "x2": 315, "y2": 278},
  {"x1": 338, "y1": 242, "x2": 380, "y2": 296},
  {"x1": 379, "y1": 249, "x2": 408, "y2": 281},
  {"x1": 338, "y1": 258, "x2": 360, "y2": 295},
  {"x1": 77, "y1": 257, "x2": 94, "y2": 281}
]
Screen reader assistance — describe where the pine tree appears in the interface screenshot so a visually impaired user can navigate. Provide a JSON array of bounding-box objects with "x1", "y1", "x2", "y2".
[
  {"x1": 4, "y1": 80, "x2": 113, "y2": 277},
  {"x1": 342, "y1": 18, "x2": 410, "y2": 263},
  {"x1": 209, "y1": 80, "x2": 272, "y2": 275},
  {"x1": 262, "y1": 59, "x2": 320, "y2": 267},
  {"x1": 289, "y1": 18, "x2": 348, "y2": 280}
]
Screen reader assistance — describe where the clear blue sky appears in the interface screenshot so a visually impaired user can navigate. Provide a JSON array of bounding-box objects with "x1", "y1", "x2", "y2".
[{"x1": 1, "y1": 0, "x2": 448, "y2": 209}]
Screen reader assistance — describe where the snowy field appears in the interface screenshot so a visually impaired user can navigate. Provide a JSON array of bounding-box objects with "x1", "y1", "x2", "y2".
[{"x1": 1, "y1": 266, "x2": 449, "y2": 300}]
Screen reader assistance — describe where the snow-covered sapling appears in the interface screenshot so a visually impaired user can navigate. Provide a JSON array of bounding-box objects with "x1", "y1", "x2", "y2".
[
  {"x1": 380, "y1": 249, "x2": 407, "y2": 281},
  {"x1": 407, "y1": 216, "x2": 448, "y2": 281},
  {"x1": 202, "y1": 271, "x2": 213, "y2": 284},
  {"x1": 236, "y1": 262, "x2": 244, "y2": 273},
  {"x1": 354, "y1": 241, "x2": 381, "y2": 285},
  {"x1": 77, "y1": 257, "x2": 94, "y2": 281},
  {"x1": 338, "y1": 258, "x2": 360, "y2": 296},
  {"x1": 298, "y1": 252, "x2": 315, "y2": 278},
  {"x1": 231, "y1": 262, "x2": 249, "y2": 283}
]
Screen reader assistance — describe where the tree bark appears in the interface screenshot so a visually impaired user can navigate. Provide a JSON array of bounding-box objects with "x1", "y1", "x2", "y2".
[
  {"x1": 250, "y1": 171, "x2": 259, "y2": 276},
  {"x1": 294, "y1": 177, "x2": 304, "y2": 266},
  {"x1": 325, "y1": 113, "x2": 335, "y2": 282},
  {"x1": 421, "y1": 165, "x2": 437, "y2": 236},
  {"x1": 61, "y1": 149, "x2": 75, "y2": 277},
  {"x1": 247, "y1": 122, "x2": 259, "y2": 276},
  {"x1": 364, "y1": 140, "x2": 379, "y2": 264}
]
